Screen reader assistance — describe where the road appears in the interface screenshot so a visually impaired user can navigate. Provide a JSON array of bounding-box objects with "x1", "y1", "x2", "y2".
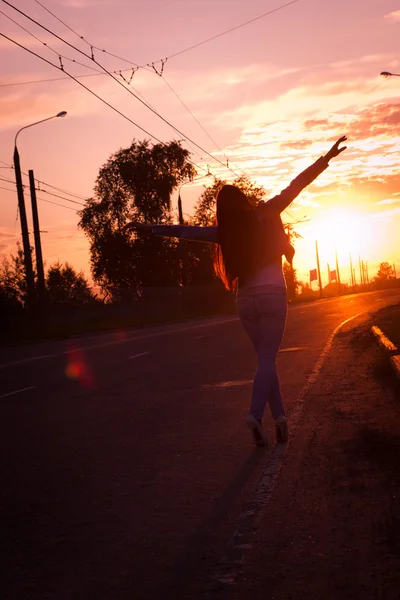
[{"x1": 1, "y1": 289, "x2": 399, "y2": 600}]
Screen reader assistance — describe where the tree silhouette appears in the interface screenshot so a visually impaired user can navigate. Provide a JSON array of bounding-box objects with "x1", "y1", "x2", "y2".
[
  {"x1": 376, "y1": 261, "x2": 394, "y2": 281},
  {"x1": 78, "y1": 139, "x2": 196, "y2": 299},
  {"x1": 46, "y1": 261, "x2": 96, "y2": 305}
]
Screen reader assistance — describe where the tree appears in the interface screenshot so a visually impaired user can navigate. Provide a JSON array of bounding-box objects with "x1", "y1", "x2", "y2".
[
  {"x1": 46, "y1": 261, "x2": 96, "y2": 305},
  {"x1": 78, "y1": 139, "x2": 196, "y2": 299},
  {"x1": 283, "y1": 261, "x2": 300, "y2": 302},
  {"x1": 373, "y1": 261, "x2": 396, "y2": 290},
  {"x1": 193, "y1": 175, "x2": 267, "y2": 225},
  {"x1": 375, "y1": 261, "x2": 394, "y2": 281},
  {"x1": 0, "y1": 242, "x2": 35, "y2": 307},
  {"x1": 0, "y1": 256, "x2": 21, "y2": 309}
]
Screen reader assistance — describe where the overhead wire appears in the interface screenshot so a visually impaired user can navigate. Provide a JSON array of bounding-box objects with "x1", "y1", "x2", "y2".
[
  {"x1": 1, "y1": 33, "x2": 211, "y2": 177},
  {"x1": 0, "y1": 10, "x2": 104, "y2": 74},
  {"x1": 32, "y1": 0, "x2": 246, "y2": 174},
  {"x1": 34, "y1": 0, "x2": 301, "y2": 66},
  {"x1": 1, "y1": 8, "x2": 162, "y2": 120},
  {"x1": 2, "y1": 0, "x2": 303, "y2": 220},
  {"x1": 2, "y1": 1, "x2": 239, "y2": 178},
  {"x1": 0, "y1": 160, "x2": 88, "y2": 202},
  {"x1": 4, "y1": 0, "x2": 303, "y2": 185},
  {"x1": 162, "y1": 0, "x2": 301, "y2": 62},
  {"x1": 0, "y1": 183, "x2": 78, "y2": 211},
  {"x1": 30, "y1": 0, "x2": 240, "y2": 170}
]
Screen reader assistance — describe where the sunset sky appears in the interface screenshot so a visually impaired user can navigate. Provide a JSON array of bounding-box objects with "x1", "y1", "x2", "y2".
[{"x1": 1, "y1": 0, "x2": 400, "y2": 288}]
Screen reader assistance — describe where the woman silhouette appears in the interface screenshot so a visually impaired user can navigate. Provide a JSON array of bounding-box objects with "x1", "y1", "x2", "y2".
[{"x1": 124, "y1": 136, "x2": 347, "y2": 447}]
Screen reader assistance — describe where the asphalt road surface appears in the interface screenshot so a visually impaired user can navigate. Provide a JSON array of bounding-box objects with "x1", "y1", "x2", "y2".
[{"x1": 1, "y1": 289, "x2": 400, "y2": 600}]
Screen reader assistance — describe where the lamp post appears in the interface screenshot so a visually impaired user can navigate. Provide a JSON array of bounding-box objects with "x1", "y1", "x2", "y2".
[
  {"x1": 380, "y1": 71, "x2": 400, "y2": 77},
  {"x1": 177, "y1": 173, "x2": 212, "y2": 286},
  {"x1": 177, "y1": 172, "x2": 212, "y2": 225},
  {"x1": 13, "y1": 111, "x2": 67, "y2": 307}
]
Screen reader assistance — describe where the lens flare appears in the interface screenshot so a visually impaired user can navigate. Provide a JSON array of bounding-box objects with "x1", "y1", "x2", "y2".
[{"x1": 65, "y1": 348, "x2": 94, "y2": 388}]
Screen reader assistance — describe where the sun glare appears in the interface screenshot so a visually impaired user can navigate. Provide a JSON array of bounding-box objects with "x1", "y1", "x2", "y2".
[{"x1": 308, "y1": 209, "x2": 374, "y2": 260}]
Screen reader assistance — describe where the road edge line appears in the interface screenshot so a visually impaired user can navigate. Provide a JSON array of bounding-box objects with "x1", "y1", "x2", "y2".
[{"x1": 371, "y1": 325, "x2": 400, "y2": 381}]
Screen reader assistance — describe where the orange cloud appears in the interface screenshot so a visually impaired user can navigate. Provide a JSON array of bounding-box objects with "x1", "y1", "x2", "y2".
[{"x1": 384, "y1": 10, "x2": 400, "y2": 22}]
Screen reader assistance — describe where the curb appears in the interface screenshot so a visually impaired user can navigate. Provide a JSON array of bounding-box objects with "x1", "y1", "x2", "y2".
[{"x1": 371, "y1": 325, "x2": 400, "y2": 382}]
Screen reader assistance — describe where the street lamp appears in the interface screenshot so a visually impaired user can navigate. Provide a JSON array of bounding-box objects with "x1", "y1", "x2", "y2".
[
  {"x1": 380, "y1": 71, "x2": 400, "y2": 77},
  {"x1": 177, "y1": 172, "x2": 212, "y2": 287},
  {"x1": 13, "y1": 111, "x2": 67, "y2": 307}
]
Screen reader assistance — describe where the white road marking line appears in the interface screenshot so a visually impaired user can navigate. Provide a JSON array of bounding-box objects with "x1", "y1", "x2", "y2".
[
  {"x1": 0, "y1": 386, "x2": 36, "y2": 399},
  {"x1": 0, "y1": 318, "x2": 238, "y2": 369},
  {"x1": 210, "y1": 310, "x2": 366, "y2": 590},
  {"x1": 0, "y1": 353, "x2": 56, "y2": 370},
  {"x1": 279, "y1": 346, "x2": 307, "y2": 353},
  {"x1": 66, "y1": 316, "x2": 238, "y2": 354},
  {"x1": 129, "y1": 352, "x2": 150, "y2": 360},
  {"x1": 3, "y1": 290, "x2": 399, "y2": 369}
]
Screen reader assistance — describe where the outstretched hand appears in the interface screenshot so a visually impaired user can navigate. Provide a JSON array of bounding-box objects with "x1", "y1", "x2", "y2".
[
  {"x1": 122, "y1": 221, "x2": 152, "y2": 234},
  {"x1": 324, "y1": 136, "x2": 347, "y2": 162}
]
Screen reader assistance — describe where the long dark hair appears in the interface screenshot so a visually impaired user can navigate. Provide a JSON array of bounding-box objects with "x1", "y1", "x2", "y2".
[{"x1": 213, "y1": 185, "x2": 259, "y2": 291}]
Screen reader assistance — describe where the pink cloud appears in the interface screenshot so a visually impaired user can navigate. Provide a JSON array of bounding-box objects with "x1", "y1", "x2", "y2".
[{"x1": 384, "y1": 10, "x2": 400, "y2": 22}]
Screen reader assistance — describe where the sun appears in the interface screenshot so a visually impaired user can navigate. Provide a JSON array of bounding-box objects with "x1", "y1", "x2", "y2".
[{"x1": 307, "y1": 208, "x2": 374, "y2": 260}]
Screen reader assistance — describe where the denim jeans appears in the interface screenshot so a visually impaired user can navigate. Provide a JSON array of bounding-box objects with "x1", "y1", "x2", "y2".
[{"x1": 237, "y1": 286, "x2": 287, "y2": 421}]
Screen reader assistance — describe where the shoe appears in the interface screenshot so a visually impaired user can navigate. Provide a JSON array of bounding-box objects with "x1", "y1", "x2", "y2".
[
  {"x1": 275, "y1": 415, "x2": 288, "y2": 443},
  {"x1": 246, "y1": 415, "x2": 268, "y2": 447}
]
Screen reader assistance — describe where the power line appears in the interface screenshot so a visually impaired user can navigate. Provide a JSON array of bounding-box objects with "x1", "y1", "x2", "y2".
[
  {"x1": 2, "y1": 35, "x2": 160, "y2": 141},
  {"x1": 2, "y1": 4, "x2": 300, "y2": 219},
  {"x1": 0, "y1": 160, "x2": 88, "y2": 201},
  {"x1": 1, "y1": 10, "x2": 104, "y2": 74},
  {"x1": 7, "y1": 5, "x2": 215, "y2": 168},
  {"x1": 2, "y1": 2, "x2": 238, "y2": 177},
  {"x1": 33, "y1": 0, "x2": 94, "y2": 46},
  {"x1": 158, "y1": 0, "x2": 301, "y2": 61},
  {"x1": 4, "y1": 0, "x2": 277, "y2": 179},
  {"x1": 35, "y1": 196, "x2": 78, "y2": 211},
  {"x1": 160, "y1": 74, "x2": 247, "y2": 176},
  {"x1": 1, "y1": 33, "x2": 210, "y2": 178},
  {"x1": 0, "y1": 73, "x2": 99, "y2": 87},
  {"x1": 2, "y1": 8, "x2": 159, "y2": 119},
  {"x1": 0, "y1": 183, "x2": 78, "y2": 211},
  {"x1": 36, "y1": 188, "x2": 85, "y2": 206},
  {"x1": 34, "y1": 180, "x2": 87, "y2": 201},
  {"x1": 34, "y1": 0, "x2": 301, "y2": 65}
]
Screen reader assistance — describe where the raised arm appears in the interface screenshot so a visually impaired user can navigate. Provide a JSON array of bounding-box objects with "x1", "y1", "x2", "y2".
[
  {"x1": 262, "y1": 136, "x2": 347, "y2": 214},
  {"x1": 123, "y1": 222, "x2": 218, "y2": 243}
]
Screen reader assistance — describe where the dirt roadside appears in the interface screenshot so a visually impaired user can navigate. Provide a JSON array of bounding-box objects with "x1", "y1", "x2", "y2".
[{"x1": 220, "y1": 316, "x2": 400, "y2": 600}]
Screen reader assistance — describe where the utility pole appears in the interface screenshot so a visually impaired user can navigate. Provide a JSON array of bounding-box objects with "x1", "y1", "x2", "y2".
[
  {"x1": 393, "y1": 263, "x2": 396, "y2": 279},
  {"x1": 358, "y1": 256, "x2": 364, "y2": 290},
  {"x1": 315, "y1": 240, "x2": 323, "y2": 298},
  {"x1": 13, "y1": 146, "x2": 35, "y2": 307},
  {"x1": 349, "y1": 254, "x2": 354, "y2": 290},
  {"x1": 335, "y1": 249, "x2": 341, "y2": 295},
  {"x1": 29, "y1": 170, "x2": 46, "y2": 301},
  {"x1": 365, "y1": 261, "x2": 370, "y2": 286},
  {"x1": 177, "y1": 192, "x2": 188, "y2": 286}
]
